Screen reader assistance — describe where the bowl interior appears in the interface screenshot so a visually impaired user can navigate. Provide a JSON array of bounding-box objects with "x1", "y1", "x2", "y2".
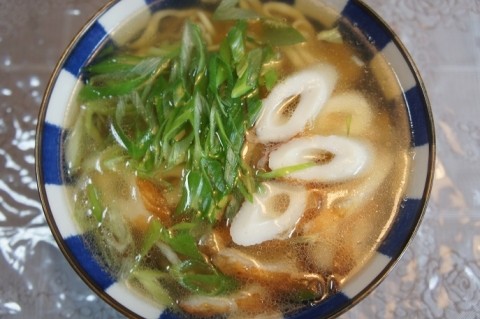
[{"x1": 36, "y1": 1, "x2": 435, "y2": 318}]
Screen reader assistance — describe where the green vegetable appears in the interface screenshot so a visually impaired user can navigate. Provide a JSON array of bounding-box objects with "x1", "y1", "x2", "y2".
[
  {"x1": 213, "y1": 0, "x2": 262, "y2": 21},
  {"x1": 262, "y1": 68, "x2": 279, "y2": 91},
  {"x1": 136, "y1": 219, "x2": 238, "y2": 296},
  {"x1": 86, "y1": 183, "x2": 104, "y2": 223},
  {"x1": 214, "y1": 0, "x2": 305, "y2": 46},
  {"x1": 170, "y1": 259, "x2": 238, "y2": 295},
  {"x1": 80, "y1": 57, "x2": 169, "y2": 101},
  {"x1": 85, "y1": 54, "x2": 143, "y2": 74},
  {"x1": 78, "y1": 19, "x2": 277, "y2": 223},
  {"x1": 260, "y1": 19, "x2": 306, "y2": 46},
  {"x1": 159, "y1": 222, "x2": 205, "y2": 261},
  {"x1": 138, "y1": 217, "x2": 163, "y2": 260},
  {"x1": 232, "y1": 47, "x2": 263, "y2": 98},
  {"x1": 258, "y1": 162, "x2": 317, "y2": 179},
  {"x1": 130, "y1": 269, "x2": 174, "y2": 306},
  {"x1": 74, "y1": 16, "x2": 288, "y2": 300}
]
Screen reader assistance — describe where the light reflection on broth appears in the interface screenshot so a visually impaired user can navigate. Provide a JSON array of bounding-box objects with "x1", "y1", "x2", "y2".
[{"x1": 63, "y1": 0, "x2": 411, "y2": 317}]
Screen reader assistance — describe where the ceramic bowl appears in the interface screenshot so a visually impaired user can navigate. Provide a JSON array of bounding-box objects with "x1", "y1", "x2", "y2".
[{"x1": 36, "y1": 0, "x2": 435, "y2": 318}]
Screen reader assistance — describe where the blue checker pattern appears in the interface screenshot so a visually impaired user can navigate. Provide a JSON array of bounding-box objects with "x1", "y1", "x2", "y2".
[
  {"x1": 342, "y1": 0, "x2": 391, "y2": 52},
  {"x1": 144, "y1": 0, "x2": 293, "y2": 13},
  {"x1": 405, "y1": 85, "x2": 431, "y2": 147},
  {"x1": 64, "y1": 21, "x2": 108, "y2": 77},
  {"x1": 159, "y1": 309, "x2": 180, "y2": 319},
  {"x1": 157, "y1": 292, "x2": 351, "y2": 319},
  {"x1": 65, "y1": 235, "x2": 116, "y2": 290},
  {"x1": 287, "y1": 292, "x2": 351, "y2": 319},
  {"x1": 41, "y1": 122, "x2": 63, "y2": 185},
  {"x1": 378, "y1": 198, "x2": 423, "y2": 258},
  {"x1": 145, "y1": 0, "x2": 198, "y2": 12}
]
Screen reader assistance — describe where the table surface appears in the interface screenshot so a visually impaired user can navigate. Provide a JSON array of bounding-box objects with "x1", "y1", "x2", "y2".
[{"x1": 1, "y1": 0, "x2": 479, "y2": 318}]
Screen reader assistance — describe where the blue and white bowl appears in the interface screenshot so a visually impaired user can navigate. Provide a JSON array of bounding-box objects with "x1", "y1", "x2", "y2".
[{"x1": 36, "y1": 0, "x2": 435, "y2": 318}]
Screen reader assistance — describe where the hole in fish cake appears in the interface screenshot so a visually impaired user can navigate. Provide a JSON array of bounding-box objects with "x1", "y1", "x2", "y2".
[
  {"x1": 275, "y1": 94, "x2": 301, "y2": 124},
  {"x1": 267, "y1": 193, "x2": 291, "y2": 217},
  {"x1": 303, "y1": 150, "x2": 335, "y2": 165}
]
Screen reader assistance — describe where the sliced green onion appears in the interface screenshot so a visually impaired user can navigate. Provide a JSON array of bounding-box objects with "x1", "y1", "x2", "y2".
[
  {"x1": 86, "y1": 183, "x2": 104, "y2": 222},
  {"x1": 213, "y1": 0, "x2": 262, "y2": 21},
  {"x1": 259, "y1": 162, "x2": 317, "y2": 179}
]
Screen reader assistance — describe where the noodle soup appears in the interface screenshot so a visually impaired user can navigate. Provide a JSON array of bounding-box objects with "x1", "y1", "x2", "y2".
[{"x1": 54, "y1": 0, "x2": 417, "y2": 317}]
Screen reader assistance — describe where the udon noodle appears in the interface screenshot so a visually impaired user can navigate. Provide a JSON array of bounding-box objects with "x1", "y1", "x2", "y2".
[{"x1": 63, "y1": 0, "x2": 411, "y2": 317}]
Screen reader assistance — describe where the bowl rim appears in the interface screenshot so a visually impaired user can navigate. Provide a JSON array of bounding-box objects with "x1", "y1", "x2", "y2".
[
  {"x1": 35, "y1": 0, "x2": 435, "y2": 318},
  {"x1": 314, "y1": 1, "x2": 436, "y2": 317},
  {"x1": 34, "y1": 1, "x2": 137, "y2": 317}
]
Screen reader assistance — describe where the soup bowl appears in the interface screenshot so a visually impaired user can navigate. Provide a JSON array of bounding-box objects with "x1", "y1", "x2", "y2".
[{"x1": 36, "y1": 0, "x2": 435, "y2": 318}]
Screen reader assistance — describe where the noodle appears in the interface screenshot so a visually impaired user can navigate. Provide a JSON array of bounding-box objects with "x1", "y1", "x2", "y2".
[
  {"x1": 293, "y1": 19, "x2": 316, "y2": 39},
  {"x1": 263, "y1": 2, "x2": 315, "y2": 38},
  {"x1": 239, "y1": 0, "x2": 264, "y2": 13},
  {"x1": 196, "y1": 10, "x2": 215, "y2": 36},
  {"x1": 263, "y1": 2, "x2": 306, "y2": 22},
  {"x1": 130, "y1": 10, "x2": 191, "y2": 49}
]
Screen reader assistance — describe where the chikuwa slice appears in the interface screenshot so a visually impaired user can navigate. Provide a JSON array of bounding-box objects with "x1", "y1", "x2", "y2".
[
  {"x1": 268, "y1": 135, "x2": 371, "y2": 182},
  {"x1": 255, "y1": 64, "x2": 338, "y2": 143},
  {"x1": 230, "y1": 182, "x2": 308, "y2": 246}
]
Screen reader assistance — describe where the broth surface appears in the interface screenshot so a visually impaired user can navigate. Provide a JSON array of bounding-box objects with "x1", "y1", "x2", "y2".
[{"x1": 63, "y1": 1, "x2": 411, "y2": 317}]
